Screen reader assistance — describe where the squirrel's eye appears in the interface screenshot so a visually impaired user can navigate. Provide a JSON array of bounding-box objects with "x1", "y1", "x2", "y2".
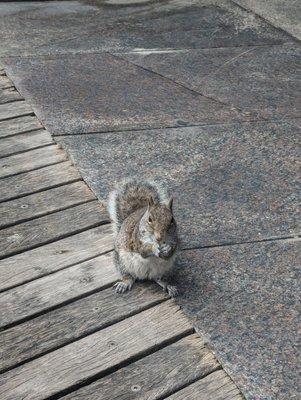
[{"x1": 148, "y1": 216, "x2": 153, "y2": 224}]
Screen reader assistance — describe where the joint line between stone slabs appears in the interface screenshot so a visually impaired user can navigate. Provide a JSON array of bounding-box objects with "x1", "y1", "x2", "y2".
[
  {"x1": 231, "y1": 1, "x2": 301, "y2": 42},
  {"x1": 181, "y1": 234, "x2": 300, "y2": 252},
  {"x1": 108, "y1": 51, "x2": 245, "y2": 112},
  {"x1": 4, "y1": 42, "x2": 291, "y2": 62},
  {"x1": 52, "y1": 115, "x2": 301, "y2": 137},
  {"x1": 117, "y1": 41, "x2": 293, "y2": 56}
]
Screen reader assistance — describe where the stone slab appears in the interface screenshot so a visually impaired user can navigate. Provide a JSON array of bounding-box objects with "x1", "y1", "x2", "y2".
[
  {"x1": 233, "y1": 0, "x2": 301, "y2": 40},
  {"x1": 120, "y1": 43, "x2": 301, "y2": 120},
  {"x1": 3, "y1": 52, "x2": 245, "y2": 135},
  {"x1": 57, "y1": 120, "x2": 300, "y2": 249},
  {"x1": 174, "y1": 238, "x2": 300, "y2": 399},
  {"x1": 0, "y1": 1, "x2": 294, "y2": 57}
]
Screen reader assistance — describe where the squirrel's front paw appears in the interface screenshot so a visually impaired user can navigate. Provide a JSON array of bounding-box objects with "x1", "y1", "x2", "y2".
[
  {"x1": 114, "y1": 280, "x2": 133, "y2": 294},
  {"x1": 152, "y1": 243, "x2": 161, "y2": 257},
  {"x1": 158, "y1": 243, "x2": 172, "y2": 259}
]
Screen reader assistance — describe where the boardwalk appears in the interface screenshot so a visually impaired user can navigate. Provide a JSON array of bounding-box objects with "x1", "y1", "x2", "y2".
[{"x1": 0, "y1": 70, "x2": 243, "y2": 399}]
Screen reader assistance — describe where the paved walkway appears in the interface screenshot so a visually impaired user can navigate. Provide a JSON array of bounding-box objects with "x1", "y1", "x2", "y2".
[
  {"x1": 0, "y1": 73, "x2": 243, "y2": 399},
  {"x1": 0, "y1": 2, "x2": 300, "y2": 399}
]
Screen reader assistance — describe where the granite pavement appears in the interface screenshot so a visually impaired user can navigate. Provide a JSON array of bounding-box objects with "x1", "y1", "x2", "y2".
[{"x1": 1, "y1": 1, "x2": 300, "y2": 399}]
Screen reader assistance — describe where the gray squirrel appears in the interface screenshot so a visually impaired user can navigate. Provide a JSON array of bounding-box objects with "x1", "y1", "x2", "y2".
[{"x1": 108, "y1": 179, "x2": 179, "y2": 297}]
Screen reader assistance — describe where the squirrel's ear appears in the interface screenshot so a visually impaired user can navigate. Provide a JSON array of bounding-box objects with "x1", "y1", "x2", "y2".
[
  {"x1": 167, "y1": 197, "x2": 173, "y2": 211},
  {"x1": 147, "y1": 196, "x2": 155, "y2": 209}
]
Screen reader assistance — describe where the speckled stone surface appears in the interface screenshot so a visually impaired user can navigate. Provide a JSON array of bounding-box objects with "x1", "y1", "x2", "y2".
[
  {"x1": 1, "y1": 3, "x2": 300, "y2": 399},
  {"x1": 120, "y1": 43, "x2": 301, "y2": 120},
  {"x1": 174, "y1": 239, "x2": 300, "y2": 400},
  {"x1": 0, "y1": 1, "x2": 294, "y2": 57},
  {"x1": 3, "y1": 52, "x2": 246, "y2": 135},
  {"x1": 56, "y1": 120, "x2": 300, "y2": 249},
  {"x1": 233, "y1": 0, "x2": 301, "y2": 40}
]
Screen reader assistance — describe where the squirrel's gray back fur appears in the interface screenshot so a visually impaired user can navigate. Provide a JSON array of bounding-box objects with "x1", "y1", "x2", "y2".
[{"x1": 108, "y1": 178, "x2": 169, "y2": 233}]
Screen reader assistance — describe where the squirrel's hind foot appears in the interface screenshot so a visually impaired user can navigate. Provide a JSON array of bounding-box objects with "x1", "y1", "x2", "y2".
[
  {"x1": 155, "y1": 279, "x2": 178, "y2": 297},
  {"x1": 166, "y1": 284, "x2": 178, "y2": 297},
  {"x1": 114, "y1": 276, "x2": 135, "y2": 294}
]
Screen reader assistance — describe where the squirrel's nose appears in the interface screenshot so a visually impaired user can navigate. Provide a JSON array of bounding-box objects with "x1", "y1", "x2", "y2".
[{"x1": 155, "y1": 233, "x2": 164, "y2": 243}]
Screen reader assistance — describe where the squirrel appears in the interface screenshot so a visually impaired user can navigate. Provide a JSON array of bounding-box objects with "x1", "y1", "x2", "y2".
[{"x1": 107, "y1": 179, "x2": 179, "y2": 297}]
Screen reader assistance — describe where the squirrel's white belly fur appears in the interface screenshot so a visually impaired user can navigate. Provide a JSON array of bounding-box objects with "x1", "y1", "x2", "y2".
[{"x1": 119, "y1": 250, "x2": 176, "y2": 280}]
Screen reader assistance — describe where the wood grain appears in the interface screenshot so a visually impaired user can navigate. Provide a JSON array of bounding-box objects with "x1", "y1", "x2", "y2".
[
  {"x1": 0, "y1": 129, "x2": 52, "y2": 158},
  {"x1": 0, "y1": 145, "x2": 67, "y2": 178},
  {"x1": 0, "y1": 252, "x2": 117, "y2": 328},
  {"x1": 0, "y1": 224, "x2": 113, "y2": 291},
  {"x1": 0, "y1": 200, "x2": 109, "y2": 259},
  {"x1": 0, "y1": 283, "x2": 167, "y2": 372},
  {"x1": 0, "y1": 301, "x2": 192, "y2": 400},
  {"x1": 0, "y1": 87, "x2": 23, "y2": 104},
  {"x1": 0, "y1": 100, "x2": 32, "y2": 121},
  {"x1": 0, "y1": 115, "x2": 42, "y2": 138},
  {"x1": 0, "y1": 161, "x2": 80, "y2": 202},
  {"x1": 166, "y1": 369, "x2": 243, "y2": 400},
  {"x1": 0, "y1": 181, "x2": 95, "y2": 228},
  {"x1": 0, "y1": 75, "x2": 13, "y2": 89},
  {"x1": 62, "y1": 334, "x2": 219, "y2": 400}
]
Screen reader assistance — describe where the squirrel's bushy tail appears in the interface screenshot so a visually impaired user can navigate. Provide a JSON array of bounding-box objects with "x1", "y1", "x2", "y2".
[{"x1": 108, "y1": 178, "x2": 169, "y2": 232}]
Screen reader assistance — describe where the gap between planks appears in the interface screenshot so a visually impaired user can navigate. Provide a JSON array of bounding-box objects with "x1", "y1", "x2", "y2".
[
  {"x1": 0, "y1": 144, "x2": 68, "y2": 179},
  {"x1": 0, "y1": 283, "x2": 169, "y2": 373},
  {"x1": 0, "y1": 129, "x2": 53, "y2": 159},
  {"x1": 0, "y1": 87, "x2": 23, "y2": 104},
  {"x1": 0, "y1": 252, "x2": 117, "y2": 330},
  {"x1": 59, "y1": 334, "x2": 220, "y2": 400},
  {"x1": 0, "y1": 161, "x2": 81, "y2": 203},
  {"x1": 0, "y1": 301, "x2": 194, "y2": 400},
  {"x1": 0, "y1": 200, "x2": 110, "y2": 260},
  {"x1": 0, "y1": 224, "x2": 114, "y2": 292},
  {"x1": 0, "y1": 114, "x2": 42, "y2": 138},
  {"x1": 165, "y1": 369, "x2": 243, "y2": 400},
  {"x1": 0, "y1": 100, "x2": 33, "y2": 121},
  {"x1": 0, "y1": 181, "x2": 96, "y2": 229}
]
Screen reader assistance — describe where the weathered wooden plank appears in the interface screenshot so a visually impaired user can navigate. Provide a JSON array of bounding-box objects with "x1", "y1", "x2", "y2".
[
  {"x1": 0, "y1": 181, "x2": 95, "y2": 228},
  {"x1": 0, "y1": 75, "x2": 13, "y2": 89},
  {"x1": 0, "y1": 301, "x2": 192, "y2": 400},
  {"x1": 0, "y1": 129, "x2": 52, "y2": 158},
  {"x1": 62, "y1": 334, "x2": 219, "y2": 400},
  {"x1": 0, "y1": 161, "x2": 80, "y2": 202},
  {"x1": 0, "y1": 200, "x2": 109, "y2": 259},
  {"x1": 166, "y1": 370, "x2": 243, "y2": 400},
  {"x1": 0, "y1": 115, "x2": 42, "y2": 138},
  {"x1": 0, "y1": 145, "x2": 67, "y2": 178},
  {"x1": 0, "y1": 252, "x2": 116, "y2": 328},
  {"x1": 0, "y1": 100, "x2": 32, "y2": 121},
  {"x1": 0, "y1": 224, "x2": 113, "y2": 291},
  {"x1": 0, "y1": 283, "x2": 167, "y2": 372},
  {"x1": 0, "y1": 88, "x2": 23, "y2": 105}
]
